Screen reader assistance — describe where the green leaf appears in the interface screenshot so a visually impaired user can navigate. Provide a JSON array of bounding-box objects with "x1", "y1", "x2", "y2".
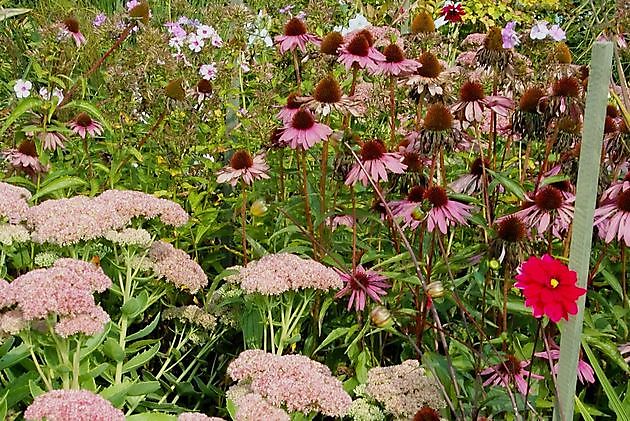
[
  {"x1": 103, "y1": 338, "x2": 125, "y2": 362},
  {"x1": 125, "y1": 381, "x2": 161, "y2": 396},
  {"x1": 65, "y1": 100, "x2": 113, "y2": 133},
  {"x1": 0, "y1": 97, "x2": 43, "y2": 134},
  {"x1": 241, "y1": 307, "x2": 263, "y2": 349},
  {"x1": 80, "y1": 323, "x2": 110, "y2": 359},
  {"x1": 127, "y1": 313, "x2": 161, "y2": 341},
  {"x1": 122, "y1": 342, "x2": 160, "y2": 373},
  {"x1": 31, "y1": 176, "x2": 87, "y2": 201},
  {"x1": 0, "y1": 343, "x2": 29, "y2": 370},
  {"x1": 313, "y1": 327, "x2": 349, "y2": 354},
  {"x1": 585, "y1": 335, "x2": 630, "y2": 373},
  {"x1": 574, "y1": 395, "x2": 596, "y2": 421},
  {"x1": 126, "y1": 414, "x2": 176, "y2": 421},
  {"x1": 486, "y1": 169, "x2": 526, "y2": 200},
  {"x1": 0, "y1": 8, "x2": 31, "y2": 21}
]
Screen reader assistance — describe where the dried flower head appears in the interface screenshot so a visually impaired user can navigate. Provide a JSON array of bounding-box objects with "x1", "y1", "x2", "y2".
[
  {"x1": 554, "y1": 42, "x2": 572, "y2": 64},
  {"x1": 129, "y1": 1, "x2": 150, "y2": 24},
  {"x1": 320, "y1": 31, "x2": 344, "y2": 55},
  {"x1": 411, "y1": 11, "x2": 435, "y2": 34},
  {"x1": 165, "y1": 78, "x2": 186, "y2": 101},
  {"x1": 476, "y1": 27, "x2": 512, "y2": 70}
]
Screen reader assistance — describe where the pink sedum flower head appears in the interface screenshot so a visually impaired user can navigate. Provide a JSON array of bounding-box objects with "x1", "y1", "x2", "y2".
[
  {"x1": 63, "y1": 17, "x2": 87, "y2": 47},
  {"x1": 501, "y1": 21, "x2": 520, "y2": 48},
  {"x1": 69, "y1": 112, "x2": 103, "y2": 139},
  {"x1": 513, "y1": 186, "x2": 575, "y2": 238},
  {"x1": 13, "y1": 79, "x2": 32, "y2": 98},
  {"x1": 148, "y1": 241, "x2": 208, "y2": 293},
  {"x1": 424, "y1": 186, "x2": 473, "y2": 234},
  {"x1": 279, "y1": 109, "x2": 332, "y2": 150},
  {"x1": 335, "y1": 265, "x2": 390, "y2": 312},
  {"x1": 0, "y1": 182, "x2": 31, "y2": 223},
  {"x1": 24, "y1": 389, "x2": 124, "y2": 421},
  {"x1": 178, "y1": 413, "x2": 225, "y2": 421},
  {"x1": 338, "y1": 32, "x2": 385, "y2": 72},
  {"x1": 515, "y1": 254, "x2": 586, "y2": 322},
  {"x1": 345, "y1": 140, "x2": 406, "y2": 186},
  {"x1": 377, "y1": 43, "x2": 421, "y2": 77},
  {"x1": 216, "y1": 150, "x2": 270, "y2": 187},
  {"x1": 481, "y1": 355, "x2": 544, "y2": 395},
  {"x1": 274, "y1": 17, "x2": 320, "y2": 54},
  {"x1": 594, "y1": 177, "x2": 630, "y2": 246}
]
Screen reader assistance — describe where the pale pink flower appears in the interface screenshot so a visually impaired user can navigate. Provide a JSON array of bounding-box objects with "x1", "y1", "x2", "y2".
[
  {"x1": 38, "y1": 131, "x2": 66, "y2": 151},
  {"x1": 178, "y1": 413, "x2": 225, "y2": 421},
  {"x1": 502, "y1": 21, "x2": 520, "y2": 48},
  {"x1": 388, "y1": 185, "x2": 426, "y2": 230},
  {"x1": 327, "y1": 214, "x2": 355, "y2": 230},
  {"x1": 96, "y1": 189, "x2": 189, "y2": 227},
  {"x1": 148, "y1": 241, "x2": 208, "y2": 293},
  {"x1": 69, "y1": 112, "x2": 103, "y2": 139},
  {"x1": 0, "y1": 182, "x2": 31, "y2": 223},
  {"x1": 548, "y1": 24, "x2": 566, "y2": 41},
  {"x1": 188, "y1": 34, "x2": 205, "y2": 52},
  {"x1": 513, "y1": 186, "x2": 575, "y2": 238},
  {"x1": 455, "y1": 51, "x2": 477, "y2": 67},
  {"x1": 451, "y1": 81, "x2": 513, "y2": 123},
  {"x1": 232, "y1": 392, "x2": 289, "y2": 421},
  {"x1": 24, "y1": 389, "x2": 124, "y2": 421},
  {"x1": 216, "y1": 150, "x2": 270, "y2": 187},
  {"x1": 63, "y1": 17, "x2": 87, "y2": 47},
  {"x1": 594, "y1": 178, "x2": 630, "y2": 245},
  {"x1": 279, "y1": 109, "x2": 332, "y2": 150},
  {"x1": 450, "y1": 157, "x2": 489, "y2": 195},
  {"x1": 335, "y1": 265, "x2": 390, "y2": 312},
  {"x1": 13, "y1": 79, "x2": 32, "y2": 98},
  {"x1": 338, "y1": 32, "x2": 385, "y2": 72},
  {"x1": 345, "y1": 140, "x2": 407, "y2": 186},
  {"x1": 276, "y1": 93, "x2": 302, "y2": 124},
  {"x1": 274, "y1": 18, "x2": 320, "y2": 54},
  {"x1": 199, "y1": 63, "x2": 217, "y2": 80},
  {"x1": 3, "y1": 140, "x2": 48, "y2": 178},
  {"x1": 530, "y1": 21, "x2": 549, "y2": 40},
  {"x1": 481, "y1": 355, "x2": 544, "y2": 395},
  {"x1": 424, "y1": 186, "x2": 473, "y2": 234}
]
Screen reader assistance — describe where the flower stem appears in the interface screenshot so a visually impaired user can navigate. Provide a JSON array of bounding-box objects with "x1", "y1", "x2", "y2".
[
  {"x1": 298, "y1": 150, "x2": 316, "y2": 256},
  {"x1": 389, "y1": 75, "x2": 396, "y2": 147},
  {"x1": 241, "y1": 185, "x2": 248, "y2": 265},
  {"x1": 292, "y1": 49, "x2": 302, "y2": 94}
]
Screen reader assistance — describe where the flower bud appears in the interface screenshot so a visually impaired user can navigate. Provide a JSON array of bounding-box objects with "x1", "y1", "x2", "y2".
[
  {"x1": 427, "y1": 281, "x2": 445, "y2": 298},
  {"x1": 250, "y1": 199, "x2": 268, "y2": 217},
  {"x1": 370, "y1": 305, "x2": 392, "y2": 328},
  {"x1": 165, "y1": 78, "x2": 185, "y2": 101},
  {"x1": 489, "y1": 259, "x2": 500, "y2": 270},
  {"x1": 411, "y1": 207, "x2": 424, "y2": 221}
]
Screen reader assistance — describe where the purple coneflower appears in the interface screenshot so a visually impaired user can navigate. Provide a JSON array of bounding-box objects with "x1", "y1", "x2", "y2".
[
  {"x1": 276, "y1": 93, "x2": 302, "y2": 124},
  {"x1": 594, "y1": 175, "x2": 630, "y2": 245},
  {"x1": 377, "y1": 43, "x2": 420, "y2": 77},
  {"x1": 297, "y1": 75, "x2": 362, "y2": 116},
  {"x1": 335, "y1": 265, "x2": 390, "y2": 311},
  {"x1": 424, "y1": 186, "x2": 473, "y2": 234},
  {"x1": 193, "y1": 79, "x2": 213, "y2": 104},
  {"x1": 450, "y1": 157, "x2": 489, "y2": 195},
  {"x1": 63, "y1": 17, "x2": 87, "y2": 47},
  {"x1": 406, "y1": 51, "x2": 449, "y2": 103},
  {"x1": 513, "y1": 185, "x2": 575, "y2": 238},
  {"x1": 3, "y1": 140, "x2": 48, "y2": 178},
  {"x1": 451, "y1": 81, "x2": 513, "y2": 124},
  {"x1": 216, "y1": 150, "x2": 270, "y2": 187},
  {"x1": 69, "y1": 113, "x2": 103, "y2": 139},
  {"x1": 481, "y1": 355, "x2": 544, "y2": 395},
  {"x1": 417, "y1": 103, "x2": 462, "y2": 155},
  {"x1": 388, "y1": 185, "x2": 426, "y2": 230},
  {"x1": 545, "y1": 76, "x2": 583, "y2": 119},
  {"x1": 274, "y1": 17, "x2": 320, "y2": 54},
  {"x1": 511, "y1": 86, "x2": 546, "y2": 142},
  {"x1": 338, "y1": 32, "x2": 385, "y2": 72},
  {"x1": 534, "y1": 346, "x2": 595, "y2": 384},
  {"x1": 320, "y1": 31, "x2": 344, "y2": 56},
  {"x1": 38, "y1": 131, "x2": 67, "y2": 151},
  {"x1": 279, "y1": 109, "x2": 332, "y2": 150},
  {"x1": 345, "y1": 140, "x2": 406, "y2": 186}
]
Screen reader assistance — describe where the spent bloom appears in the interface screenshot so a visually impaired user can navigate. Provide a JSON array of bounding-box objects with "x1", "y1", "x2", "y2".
[
  {"x1": 501, "y1": 21, "x2": 520, "y2": 48},
  {"x1": 216, "y1": 150, "x2": 270, "y2": 187},
  {"x1": 0, "y1": 182, "x2": 31, "y2": 223},
  {"x1": 335, "y1": 265, "x2": 390, "y2": 312},
  {"x1": 345, "y1": 140, "x2": 406, "y2": 186},
  {"x1": 13, "y1": 79, "x2": 32, "y2": 99},
  {"x1": 3, "y1": 140, "x2": 48, "y2": 178},
  {"x1": 39, "y1": 131, "x2": 67, "y2": 151},
  {"x1": 279, "y1": 109, "x2": 332, "y2": 150},
  {"x1": 451, "y1": 81, "x2": 513, "y2": 123},
  {"x1": 481, "y1": 355, "x2": 544, "y2": 395},
  {"x1": 199, "y1": 63, "x2": 218, "y2": 80},
  {"x1": 594, "y1": 177, "x2": 630, "y2": 246},
  {"x1": 515, "y1": 254, "x2": 587, "y2": 322},
  {"x1": 274, "y1": 17, "x2": 320, "y2": 54},
  {"x1": 24, "y1": 389, "x2": 124, "y2": 421},
  {"x1": 69, "y1": 112, "x2": 103, "y2": 139},
  {"x1": 148, "y1": 241, "x2": 208, "y2": 293}
]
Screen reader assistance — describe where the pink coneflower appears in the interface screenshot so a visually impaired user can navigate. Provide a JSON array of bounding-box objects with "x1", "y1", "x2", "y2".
[
  {"x1": 377, "y1": 43, "x2": 420, "y2": 76},
  {"x1": 335, "y1": 265, "x2": 390, "y2": 311},
  {"x1": 513, "y1": 186, "x2": 575, "y2": 238},
  {"x1": 594, "y1": 176, "x2": 630, "y2": 245},
  {"x1": 481, "y1": 355, "x2": 544, "y2": 395},
  {"x1": 534, "y1": 343, "x2": 595, "y2": 384},
  {"x1": 63, "y1": 17, "x2": 87, "y2": 47},
  {"x1": 69, "y1": 113, "x2": 103, "y2": 139},
  {"x1": 274, "y1": 17, "x2": 320, "y2": 54},
  {"x1": 297, "y1": 75, "x2": 362, "y2": 117},
  {"x1": 389, "y1": 185, "x2": 426, "y2": 230},
  {"x1": 423, "y1": 186, "x2": 473, "y2": 234},
  {"x1": 338, "y1": 32, "x2": 385, "y2": 72},
  {"x1": 451, "y1": 81, "x2": 513, "y2": 124},
  {"x1": 279, "y1": 109, "x2": 332, "y2": 150},
  {"x1": 344, "y1": 140, "x2": 406, "y2": 186},
  {"x1": 216, "y1": 150, "x2": 270, "y2": 187},
  {"x1": 3, "y1": 140, "x2": 48, "y2": 178},
  {"x1": 193, "y1": 79, "x2": 213, "y2": 104},
  {"x1": 327, "y1": 214, "x2": 355, "y2": 230},
  {"x1": 450, "y1": 157, "x2": 489, "y2": 195},
  {"x1": 38, "y1": 131, "x2": 67, "y2": 151},
  {"x1": 276, "y1": 93, "x2": 302, "y2": 124}
]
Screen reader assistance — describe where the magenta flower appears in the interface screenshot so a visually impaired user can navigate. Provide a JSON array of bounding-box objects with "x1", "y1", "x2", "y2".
[
  {"x1": 63, "y1": 17, "x2": 87, "y2": 47},
  {"x1": 69, "y1": 113, "x2": 103, "y2": 139},
  {"x1": 279, "y1": 109, "x2": 332, "y2": 150},
  {"x1": 274, "y1": 17, "x2": 320, "y2": 54},
  {"x1": 594, "y1": 177, "x2": 630, "y2": 246},
  {"x1": 216, "y1": 150, "x2": 270, "y2": 187},
  {"x1": 335, "y1": 265, "x2": 390, "y2": 311},
  {"x1": 377, "y1": 43, "x2": 420, "y2": 77},
  {"x1": 345, "y1": 140, "x2": 406, "y2": 186},
  {"x1": 481, "y1": 355, "x2": 544, "y2": 395},
  {"x1": 513, "y1": 186, "x2": 575, "y2": 238},
  {"x1": 441, "y1": 2, "x2": 465, "y2": 23},
  {"x1": 534, "y1": 347, "x2": 595, "y2": 384},
  {"x1": 338, "y1": 32, "x2": 385, "y2": 72},
  {"x1": 388, "y1": 185, "x2": 426, "y2": 230},
  {"x1": 424, "y1": 186, "x2": 473, "y2": 234},
  {"x1": 501, "y1": 21, "x2": 520, "y2": 48}
]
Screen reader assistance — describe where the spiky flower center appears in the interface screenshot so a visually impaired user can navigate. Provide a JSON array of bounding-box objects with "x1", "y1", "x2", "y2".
[
  {"x1": 291, "y1": 109, "x2": 315, "y2": 130},
  {"x1": 286, "y1": 93, "x2": 301, "y2": 109},
  {"x1": 197, "y1": 79, "x2": 213, "y2": 94},
  {"x1": 417, "y1": 52, "x2": 442, "y2": 78},
  {"x1": 500, "y1": 355, "x2": 522, "y2": 377},
  {"x1": 411, "y1": 12, "x2": 435, "y2": 34},
  {"x1": 360, "y1": 140, "x2": 386, "y2": 161},
  {"x1": 64, "y1": 17, "x2": 80, "y2": 34},
  {"x1": 606, "y1": 105, "x2": 619, "y2": 118},
  {"x1": 557, "y1": 117, "x2": 581, "y2": 134},
  {"x1": 424, "y1": 103, "x2": 453, "y2": 132},
  {"x1": 460, "y1": 81, "x2": 485, "y2": 102},
  {"x1": 552, "y1": 77, "x2": 580, "y2": 98},
  {"x1": 17, "y1": 140, "x2": 38, "y2": 157},
  {"x1": 76, "y1": 112, "x2": 93, "y2": 127},
  {"x1": 470, "y1": 157, "x2": 489, "y2": 176},
  {"x1": 284, "y1": 18, "x2": 307, "y2": 36},
  {"x1": 624, "y1": 172, "x2": 630, "y2": 182},
  {"x1": 230, "y1": 150, "x2": 254, "y2": 170},
  {"x1": 519, "y1": 87, "x2": 544, "y2": 112},
  {"x1": 616, "y1": 189, "x2": 630, "y2": 212},
  {"x1": 350, "y1": 271, "x2": 370, "y2": 289},
  {"x1": 413, "y1": 406, "x2": 441, "y2": 421},
  {"x1": 314, "y1": 76, "x2": 342, "y2": 104},
  {"x1": 497, "y1": 216, "x2": 526, "y2": 243},
  {"x1": 407, "y1": 186, "x2": 426, "y2": 202},
  {"x1": 346, "y1": 34, "x2": 370, "y2": 57},
  {"x1": 384, "y1": 44, "x2": 405, "y2": 63},
  {"x1": 534, "y1": 186, "x2": 563, "y2": 210},
  {"x1": 604, "y1": 116, "x2": 618, "y2": 134},
  {"x1": 555, "y1": 43, "x2": 572, "y2": 64},
  {"x1": 484, "y1": 27, "x2": 504, "y2": 51},
  {"x1": 320, "y1": 31, "x2": 344, "y2": 55},
  {"x1": 402, "y1": 151, "x2": 422, "y2": 172},
  {"x1": 356, "y1": 29, "x2": 374, "y2": 46},
  {"x1": 425, "y1": 186, "x2": 448, "y2": 207}
]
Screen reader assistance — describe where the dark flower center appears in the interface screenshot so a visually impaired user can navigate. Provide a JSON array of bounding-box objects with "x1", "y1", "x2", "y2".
[
  {"x1": 413, "y1": 406, "x2": 440, "y2": 421},
  {"x1": 351, "y1": 271, "x2": 370, "y2": 289},
  {"x1": 165, "y1": 78, "x2": 185, "y2": 101},
  {"x1": 484, "y1": 27, "x2": 504, "y2": 51},
  {"x1": 286, "y1": 93, "x2": 301, "y2": 109},
  {"x1": 360, "y1": 140, "x2": 386, "y2": 161},
  {"x1": 496, "y1": 215, "x2": 526, "y2": 242},
  {"x1": 518, "y1": 87, "x2": 544, "y2": 113},
  {"x1": 620, "y1": 119, "x2": 629, "y2": 134},
  {"x1": 230, "y1": 150, "x2": 254, "y2": 170},
  {"x1": 346, "y1": 34, "x2": 370, "y2": 57},
  {"x1": 470, "y1": 157, "x2": 489, "y2": 176},
  {"x1": 534, "y1": 186, "x2": 563, "y2": 210},
  {"x1": 356, "y1": 29, "x2": 374, "y2": 46},
  {"x1": 616, "y1": 189, "x2": 630, "y2": 212},
  {"x1": 284, "y1": 18, "x2": 307, "y2": 36},
  {"x1": 625, "y1": 172, "x2": 630, "y2": 182},
  {"x1": 500, "y1": 355, "x2": 522, "y2": 377},
  {"x1": 411, "y1": 12, "x2": 435, "y2": 34},
  {"x1": 76, "y1": 112, "x2": 93, "y2": 127},
  {"x1": 552, "y1": 77, "x2": 580, "y2": 98},
  {"x1": 549, "y1": 179, "x2": 572, "y2": 192},
  {"x1": 425, "y1": 186, "x2": 448, "y2": 207},
  {"x1": 384, "y1": 44, "x2": 405, "y2": 63},
  {"x1": 460, "y1": 81, "x2": 485, "y2": 102},
  {"x1": 320, "y1": 31, "x2": 344, "y2": 55},
  {"x1": 604, "y1": 116, "x2": 618, "y2": 134},
  {"x1": 557, "y1": 117, "x2": 581, "y2": 134},
  {"x1": 197, "y1": 79, "x2": 213, "y2": 94},
  {"x1": 291, "y1": 109, "x2": 315, "y2": 130},
  {"x1": 606, "y1": 104, "x2": 619, "y2": 118},
  {"x1": 17, "y1": 140, "x2": 38, "y2": 157},
  {"x1": 407, "y1": 186, "x2": 426, "y2": 202},
  {"x1": 424, "y1": 103, "x2": 453, "y2": 132},
  {"x1": 314, "y1": 76, "x2": 342, "y2": 104},
  {"x1": 402, "y1": 151, "x2": 422, "y2": 172},
  {"x1": 555, "y1": 43, "x2": 572, "y2": 64},
  {"x1": 416, "y1": 52, "x2": 442, "y2": 78},
  {"x1": 64, "y1": 17, "x2": 80, "y2": 34}
]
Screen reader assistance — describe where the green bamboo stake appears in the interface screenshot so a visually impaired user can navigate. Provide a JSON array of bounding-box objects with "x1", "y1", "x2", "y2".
[{"x1": 553, "y1": 41, "x2": 613, "y2": 421}]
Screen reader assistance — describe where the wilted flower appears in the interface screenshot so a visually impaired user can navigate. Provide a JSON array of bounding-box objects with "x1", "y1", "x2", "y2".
[
  {"x1": 451, "y1": 81, "x2": 513, "y2": 124},
  {"x1": 276, "y1": 93, "x2": 302, "y2": 124},
  {"x1": 148, "y1": 241, "x2": 208, "y2": 293},
  {"x1": 424, "y1": 186, "x2": 473, "y2": 234},
  {"x1": 345, "y1": 140, "x2": 406, "y2": 186},
  {"x1": 69, "y1": 113, "x2": 103, "y2": 139},
  {"x1": 297, "y1": 75, "x2": 362, "y2": 116},
  {"x1": 481, "y1": 355, "x2": 544, "y2": 395},
  {"x1": 216, "y1": 150, "x2": 270, "y2": 186},
  {"x1": 63, "y1": 17, "x2": 86, "y2": 47},
  {"x1": 24, "y1": 389, "x2": 124, "y2": 421},
  {"x1": 38, "y1": 130, "x2": 66, "y2": 151},
  {"x1": 417, "y1": 103, "x2": 462, "y2": 154},
  {"x1": 511, "y1": 86, "x2": 546, "y2": 141},
  {"x1": 335, "y1": 265, "x2": 390, "y2": 312},
  {"x1": 450, "y1": 157, "x2": 490, "y2": 195},
  {"x1": 411, "y1": 11, "x2": 436, "y2": 34},
  {"x1": 476, "y1": 27, "x2": 512, "y2": 70},
  {"x1": 545, "y1": 76, "x2": 583, "y2": 119},
  {"x1": 274, "y1": 17, "x2": 320, "y2": 54},
  {"x1": 515, "y1": 254, "x2": 586, "y2": 322},
  {"x1": 13, "y1": 79, "x2": 32, "y2": 98},
  {"x1": 594, "y1": 177, "x2": 630, "y2": 245}
]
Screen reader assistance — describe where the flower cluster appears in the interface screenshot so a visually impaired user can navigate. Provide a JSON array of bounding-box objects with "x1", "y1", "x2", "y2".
[
  {"x1": 0, "y1": 182, "x2": 32, "y2": 224},
  {"x1": 178, "y1": 413, "x2": 225, "y2": 421},
  {"x1": 148, "y1": 241, "x2": 208, "y2": 293},
  {"x1": 24, "y1": 389, "x2": 124, "y2": 421},
  {"x1": 163, "y1": 305, "x2": 216, "y2": 330},
  {"x1": 227, "y1": 349, "x2": 352, "y2": 417},
  {"x1": 0, "y1": 224, "x2": 30, "y2": 246}
]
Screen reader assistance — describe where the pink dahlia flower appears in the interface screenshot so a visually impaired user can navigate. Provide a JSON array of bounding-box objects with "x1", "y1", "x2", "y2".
[
  {"x1": 335, "y1": 265, "x2": 390, "y2": 312},
  {"x1": 24, "y1": 389, "x2": 123, "y2": 421},
  {"x1": 424, "y1": 186, "x2": 473, "y2": 234},
  {"x1": 345, "y1": 140, "x2": 406, "y2": 186},
  {"x1": 274, "y1": 18, "x2": 320, "y2": 54},
  {"x1": 216, "y1": 150, "x2": 270, "y2": 187},
  {"x1": 338, "y1": 32, "x2": 385, "y2": 72},
  {"x1": 63, "y1": 17, "x2": 87, "y2": 47},
  {"x1": 69, "y1": 112, "x2": 103, "y2": 139},
  {"x1": 481, "y1": 355, "x2": 544, "y2": 395},
  {"x1": 279, "y1": 109, "x2": 332, "y2": 150},
  {"x1": 513, "y1": 186, "x2": 575, "y2": 238},
  {"x1": 377, "y1": 43, "x2": 421, "y2": 77},
  {"x1": 594, "y1": 177, "x2": 630, "y2": 246}
]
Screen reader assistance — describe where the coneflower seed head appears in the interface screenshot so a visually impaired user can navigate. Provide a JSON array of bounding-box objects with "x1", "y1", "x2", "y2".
[
  {"x1": 360, "y1": 140, "x2": 387, "y2": 161},
  {"x1": 470, "y1": 157, "x2": 489, "y2": 176},
  {"x1": 554, "y1": 43, "x2": 572, "y2": 64},
  {"x1": 416, "y1": 52, "x2": 442, "y2": 78},
  {"x1": 496, "y1": 215, "x2": 526, "y2": 242},
  {"x1": 423, "y1": 103, "x2": 453, "y2": 132},
  {"x1": 63, "y1": 17, "x2": 80, "y2": 33},
  {"x1": 320, "y1": 31, "x2": 344, "y2": 55},
  {"x1": 604, "y1": 116, "x2": 618, "y2": 134},
  {"x1": 230, "y1": 150, "x2": 254, "y2": 170},
  {"x1": 291, "y1": 109, "x2": 315, "y2": 130},
  {"x1": 346, "y1": 34, "x2": 370, "y2": 57},
  {"x1": 313, "y1": 76, "x2": 342, "y2": 103},
  {"x1": 407, "y1": 185, "x2": 426, "y2": 202},
  {"x1": 356, "y1": 29, "x2": 374, "y2": 46},
  {"x1": 606, "y1": 105, "x2": 619, "y2": 118},
  {"x1": 552, "y1": 77, "x2": 580, "y2": 98},
  {"x1": 534, "y1": 186, "x2": 563, "y2": 210},
  {"x1": 557, "y1": 116, "x2": 581, "y2": 134},
  {"x1": 286, "y1": 93, "x2": 301, "y2": 109},
  {"x1": 411, "y1": 12, "x2": 435, "y2": 34},
  {"x1": 165, "y1": 78, "x2": 185, "y2": 101},
  {"x1": 460, "y1": 81, "x2": 485, "y2": 102},
  {"x1": 519, "y1": 87, "x2": 544, "y2": 112},
  {"x1": 413, "y1": 406, "x2": 441, "y2": 421},
  {"x1": 75, "y1": 112, "x2": 93, "y2": 127},
  {"x1": 197, "y1": 79, "x2": 213, "y2": 94},
  {"x1": 384, "y1": 44, "x2": 405, "y2": 63},
  {"x1": 616, "y1": 189, "x2": 630, "y2": 212},
  {"x1": 18, "y1": 140, "x2": 38, "y2": 157},
  {"x1": 484, "y1": 27, "x2": 504, "y2": 51}
]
